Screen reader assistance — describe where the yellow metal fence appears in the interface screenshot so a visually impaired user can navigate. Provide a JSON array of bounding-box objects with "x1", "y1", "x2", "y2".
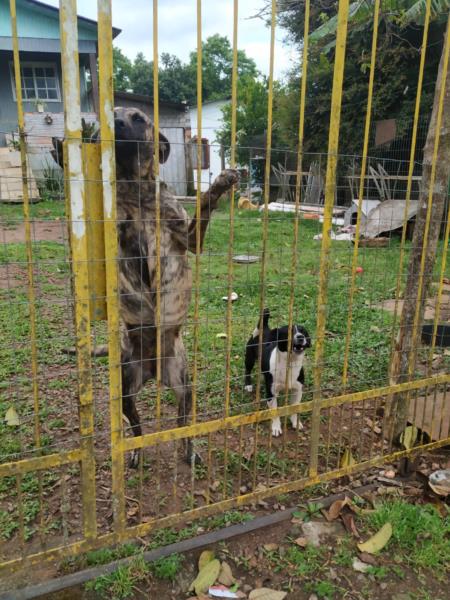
[{"x1": 0, "y1": 0, "x2": 449, "y2": 581}]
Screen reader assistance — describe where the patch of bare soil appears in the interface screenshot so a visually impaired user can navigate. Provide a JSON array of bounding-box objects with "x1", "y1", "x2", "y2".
[{"x1": 0, "y1": 221, "x2": 66, "y2": 244}]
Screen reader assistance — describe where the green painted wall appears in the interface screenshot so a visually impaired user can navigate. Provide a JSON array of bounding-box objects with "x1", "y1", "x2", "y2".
[{"x1": 0, "y1": 0, "x2": 98, "y2": 41}]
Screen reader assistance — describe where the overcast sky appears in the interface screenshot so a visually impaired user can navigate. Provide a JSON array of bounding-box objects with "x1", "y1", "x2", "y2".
[{"x1": 45, "y1": 0, "x2": 297, "y2": 79}]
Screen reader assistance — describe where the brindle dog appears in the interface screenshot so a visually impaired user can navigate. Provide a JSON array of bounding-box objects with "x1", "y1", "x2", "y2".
[{"x1": 53, "y1": 107, "x2": 238, "y2": 466}]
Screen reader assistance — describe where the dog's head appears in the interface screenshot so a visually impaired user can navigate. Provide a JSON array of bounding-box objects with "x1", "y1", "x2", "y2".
[
  {"x1": 276, "y1": 324, "x2": 311, "y2": 355},
  {"x1": 114, "y1": 107, "x2": 170, "y2": 180}
]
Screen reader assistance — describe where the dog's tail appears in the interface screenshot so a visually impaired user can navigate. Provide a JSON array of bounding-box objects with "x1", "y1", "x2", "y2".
[
  {"x1": 252, "y1": 308, "x2": 270, "y2": 338},
  {"x1": 62, "y1": 344, "x2": 109, "y2": 357}
]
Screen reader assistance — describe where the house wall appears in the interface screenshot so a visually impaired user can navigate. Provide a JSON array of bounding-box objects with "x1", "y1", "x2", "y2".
[
  {"x1": 0, "y1": 50, "x2": 91, "y2": 146},
  {"x1": 189, "y1": 100, "x2": 229, "y2": 192},
  {"x1": 0, "y1": 0, "x2": 98, "y2": 40}
]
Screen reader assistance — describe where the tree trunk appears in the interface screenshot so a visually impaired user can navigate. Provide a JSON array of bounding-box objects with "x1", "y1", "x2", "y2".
[{"x1": 387, "y1": 19, "x2": 450, "y2": 440}]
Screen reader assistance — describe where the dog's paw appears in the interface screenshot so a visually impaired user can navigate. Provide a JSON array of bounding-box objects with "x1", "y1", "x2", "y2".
[
  {"x1": 290, "y1": 414, "x2": 304, "y2": 431},
  {"x1": 128, "y1": 449, "x2": 141, "y2": 469},
  {"x1": 271, "y1": 418, "x2": 282, "y2": 437},
  {"x1": 215, "y1": 168, "x2": 239, "y2": 190},
  {"x1": 245, "y1": 384, "x2": 253, "y2": 393}
]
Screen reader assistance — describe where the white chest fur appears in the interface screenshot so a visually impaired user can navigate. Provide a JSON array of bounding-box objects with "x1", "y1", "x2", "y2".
[{"x1": 269, "y1": 348, "x2": 304, "y2": 394}]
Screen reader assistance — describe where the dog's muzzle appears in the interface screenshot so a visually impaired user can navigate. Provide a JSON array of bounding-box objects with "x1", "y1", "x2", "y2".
[{"x1": 293, "y1": 334, "x2": 307, "y2": 353}]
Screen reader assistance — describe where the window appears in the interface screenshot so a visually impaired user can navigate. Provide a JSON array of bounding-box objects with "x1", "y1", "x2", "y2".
[
  {"x1": 10, "y1": 62, "x2": 61, "y2": 102},
  {"x1": 190, "y1": 136, "x2": 210, "y2": 170}
]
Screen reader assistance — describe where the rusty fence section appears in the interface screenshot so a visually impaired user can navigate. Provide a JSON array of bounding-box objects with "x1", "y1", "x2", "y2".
[{"x1": 0, "y1": 0, "x2": 449, "y2": 580}]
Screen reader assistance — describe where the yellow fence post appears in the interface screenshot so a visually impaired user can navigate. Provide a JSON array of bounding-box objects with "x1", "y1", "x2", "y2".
[
  {"x1": 97, "y1": 0, "x2": 126, "y2": 535},
  {"x1": 309, "y1": 0, "x2": 350, "y2": 478},
  {"x1": 83, "y1": 143, "x2": 107, "y2": 321},
  {"x1": 59, "y1": 0, "x2": 97, "y2": 540}
]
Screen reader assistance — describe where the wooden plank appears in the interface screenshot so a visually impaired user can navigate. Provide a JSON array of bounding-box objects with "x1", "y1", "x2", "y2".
[{"x1": 409, "y1": 390, "x2": 450, "y2": 441}]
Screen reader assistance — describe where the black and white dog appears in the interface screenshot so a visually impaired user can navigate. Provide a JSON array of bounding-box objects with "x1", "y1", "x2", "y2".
[{"x1": 244, "y1": 309, "x2": 311, "y2": 437}]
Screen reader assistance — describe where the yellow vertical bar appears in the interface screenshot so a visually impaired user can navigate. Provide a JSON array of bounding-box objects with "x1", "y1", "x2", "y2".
[
  {"x1": 283, "y1": 0, "x2": 310, "y2": 429},
  {"x1": 84, "y1": 143, "x2": 106, "y2": 321},
  {"x1": 222, "y1": 0, "x2": 238, "y2": 498},
  {"x1": 408, "y1": 14, "x2": 450, "y2": 377},
  {"x1": 192, "y1": 0, "x2": 203, "y2": 426},
  {"x1": 389, "y1": 0, "x2": 432, "y2": 365},
  {"x1": 255, "y1": 0, "x2": 276, "y2": 407},
  {"x1": 59, "y1": 0, "x2": 97, "y2": 540},
  {"x1": 342, "y1": 0, "x2": 380, "y2": 387},
  {"x1": 309, "y1": 0, "x2": 350, "y2": 478},
  {"x1": 9, "y1": 0, "x2": 40, "y2": 450},
  {"x1": 97, "y1": 0, "x2": 125, "y2": 534}
]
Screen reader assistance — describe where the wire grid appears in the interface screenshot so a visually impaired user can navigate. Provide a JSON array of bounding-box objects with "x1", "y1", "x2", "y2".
[{"x1": 0, "y1": 0, "x2": 449, "y2": 579}]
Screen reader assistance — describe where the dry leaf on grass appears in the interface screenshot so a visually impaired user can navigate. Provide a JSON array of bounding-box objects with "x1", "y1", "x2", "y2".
[
  {"x1": 357, "y1": 522, "x2": 392, "y2": 554},
  {"x1": 218, "y1": 561, "x2": 236, "y2": 586},
  {"x1": 326, "y1": 497, "x2": 350, "y2": 521},
  {"x1": 190, "y1": 558, "x2": 221, "y2": 595},
  {"x1": 5, "y1": 406, "x2": 20, "y2": 426},
  {"x1": 263, "y1": 543, "x2": 279, "y2": 552},
  {"x1": 249, "y1": 589, "x2": 287, "y2": 600},
  {"x1": 293, "y1": 536, "x2": 308, "y2": 547},
  {"x1": 352, "y1": 557, "x2": 370, "y2": 573},
  {"x1": 341, "y1": 511, "x2": 360, "y2": 539},
  {"x1": 340, "y1": 448, "x2": 356, "y2": 468},
  {"x1": 198, "y1": 550, "x2": 215, "y2": 571}
]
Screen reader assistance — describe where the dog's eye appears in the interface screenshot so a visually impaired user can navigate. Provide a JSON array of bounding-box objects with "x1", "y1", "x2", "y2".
[{"x1": 132, "y1": 113, "x2": 145, "y2": 123}]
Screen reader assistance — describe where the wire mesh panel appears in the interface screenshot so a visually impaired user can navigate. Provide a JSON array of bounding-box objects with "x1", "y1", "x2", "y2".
[{"x1": 0, "y1": 0, "x2": 449, "y2": 585}]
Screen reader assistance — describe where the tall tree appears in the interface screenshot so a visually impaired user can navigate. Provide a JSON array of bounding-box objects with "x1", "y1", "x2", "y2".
[{"x1": 113, "y1": 46, "x2": 133, "y2": 92}]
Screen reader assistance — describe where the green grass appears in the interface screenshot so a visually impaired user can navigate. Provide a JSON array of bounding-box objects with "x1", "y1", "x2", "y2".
[
  {"x1": 85, "y1": 554, "x2": 150, "y2": 600},
  {"x1": 366, "y1": 500, "x2": 450, "y2": 576},
  {"x1": 0, "y1": 200, "x2": 65, "y2": 227}
]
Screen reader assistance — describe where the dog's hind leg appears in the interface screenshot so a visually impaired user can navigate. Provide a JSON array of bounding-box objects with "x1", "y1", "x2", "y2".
[
  {"x1": 121, "y1": 324, "x2": 153, "y2": 468},
  {"x1": 290, "y1": 368, "x2": 305, "y2": 431},
  {"x1": 162, "y1": 330, "x2": 197, "y2": 465},
  {"x1": 244, "y1": 338, "x2": 257, "y2": 392}
]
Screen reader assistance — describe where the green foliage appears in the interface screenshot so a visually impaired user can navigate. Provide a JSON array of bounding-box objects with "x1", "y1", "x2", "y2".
[
  {"x1": 115, "y1": 35, "x2": 258, "y2": 105},
  {"x1": 113, "y1": 46, "x2": 133, "y2": 92},
  {"x1": 85, "y1": 555, "x2": 149, "y2": 600},
  {"x1": 150, "y1": 553, "x2": 182, "y2": 581},
  {"x1": 367, "y1": 500, "x2": 450, "y2": 574},
  {"x1": 276, "y1": 0, "x2": 446, "y2": 158}
]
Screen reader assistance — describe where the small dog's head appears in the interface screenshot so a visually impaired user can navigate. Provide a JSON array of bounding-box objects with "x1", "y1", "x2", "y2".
[
  {"x1": 276, "y1": 324, "x2": 311, "y2": 355},
  {"x1": 114, "y1": 107, "x2": 170, "y2": 179}
]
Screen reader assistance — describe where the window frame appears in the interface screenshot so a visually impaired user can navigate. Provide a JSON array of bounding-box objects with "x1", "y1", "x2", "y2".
[{"x1": 9, "y1": 61, "x2": 61, "y2": 103}]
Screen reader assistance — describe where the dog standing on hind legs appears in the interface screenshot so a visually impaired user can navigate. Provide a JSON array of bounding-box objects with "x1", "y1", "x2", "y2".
[
  {"x1": 53, "y1": 107, "x2": 238, "y2": 467},
  {"x1": 244, "y1": 309, "x2": 311, "y2": 437}
]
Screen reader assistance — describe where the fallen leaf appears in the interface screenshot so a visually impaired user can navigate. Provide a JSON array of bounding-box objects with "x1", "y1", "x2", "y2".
[
  {"x1": 5, "y1": 406, "x2": 20, "y2": 426},
  {"x1": 340, "y1": 448, "x2": 356, "y2": 468},
  {"x1": 263, "y1": 543, "x2": 279, "y2": 552},
  {"x1": 352, "y1": 557, "x2": 370, "y2": 573},
  {"x1": 357, "y1": 522, "x2": 392, "y2": 554},
  {"x1": 383, "y1": 469, "x2": 396, "y2": 479},
  {"x1": 293, "y1": 536, "x2": 308, "y2": 547},
  {"x1": 249, "y1": 589, "x2": 287, "y2": 600},
  {"x1": 399, "y1": 425, "x2": 419, "y2": 450},
  {"x1": 198, "y1": 550, "x2": 215, "y2": 571},
  {"x1": 326, "y1": 497, "x2": 349, "y2": 521},
  {"x1": 190, "y1": 558, "x2": 221, "y2": 595},
  {"x1": 341, "y1": 511, "x2": 360, "y2": 538},
  {"x1": 126, "y1": 505, "x2": 139, "y2": 518},
  {"x1": 218, "y1": 561, "x2": 236, "y2": 587},
  {"x1": 358, "y1": 552, "x2": 377, "y2": 566}
]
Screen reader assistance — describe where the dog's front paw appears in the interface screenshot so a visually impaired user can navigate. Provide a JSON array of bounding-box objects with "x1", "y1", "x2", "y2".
[
  {"x1": 271, "y1": 418, "x2": 282, "y2": 437},
  {"x1": 245, "y1": 384, "x2": 253, "y2": 393},
  {"x1": 215, "y1": 168, "x2": 239, "y2": 190},
  {"x1": 290, "y1": 414, "x2": 304, "y2": 431},
  {"x1": 128, "y1": 449, "x2": 141, "y2": 469}
]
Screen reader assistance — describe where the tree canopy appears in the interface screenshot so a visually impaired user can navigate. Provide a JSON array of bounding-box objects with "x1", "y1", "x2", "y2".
[{"x1": 112, "y1": 34, "x2": 258, "y2": 105}]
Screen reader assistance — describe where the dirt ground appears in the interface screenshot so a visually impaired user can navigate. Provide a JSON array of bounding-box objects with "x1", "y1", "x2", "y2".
[{"x1": 38, "y1": 453, "x2": 450, "y2": 600}]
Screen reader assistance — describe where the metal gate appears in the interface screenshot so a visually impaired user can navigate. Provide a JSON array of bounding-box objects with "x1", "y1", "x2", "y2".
[{"x1": 0, "y1": 0, "x2": 449, "y2": 581}]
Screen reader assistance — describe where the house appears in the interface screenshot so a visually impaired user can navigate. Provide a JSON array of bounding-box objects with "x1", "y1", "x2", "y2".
[
  {"x1": 115, "y1": 91, "x2": 190, "y2": 196},
  {"x1": 0, "y1": 0, "x2": 120, "y2": 197},
  {"x1": 189, "y1": 98, "x2": 229, "y2": 192},
  {"x1": 0, "y1": 0, "x2": 120, "y2": 141}
]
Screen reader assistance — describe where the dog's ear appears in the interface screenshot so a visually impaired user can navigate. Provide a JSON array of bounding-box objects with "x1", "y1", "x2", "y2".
[
  {"x1": 159, "y1": 131, "x2": 170, "y2": 164},
  {"x1": 51, "y1": 137, "x2": 64, "y2": 168}
]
